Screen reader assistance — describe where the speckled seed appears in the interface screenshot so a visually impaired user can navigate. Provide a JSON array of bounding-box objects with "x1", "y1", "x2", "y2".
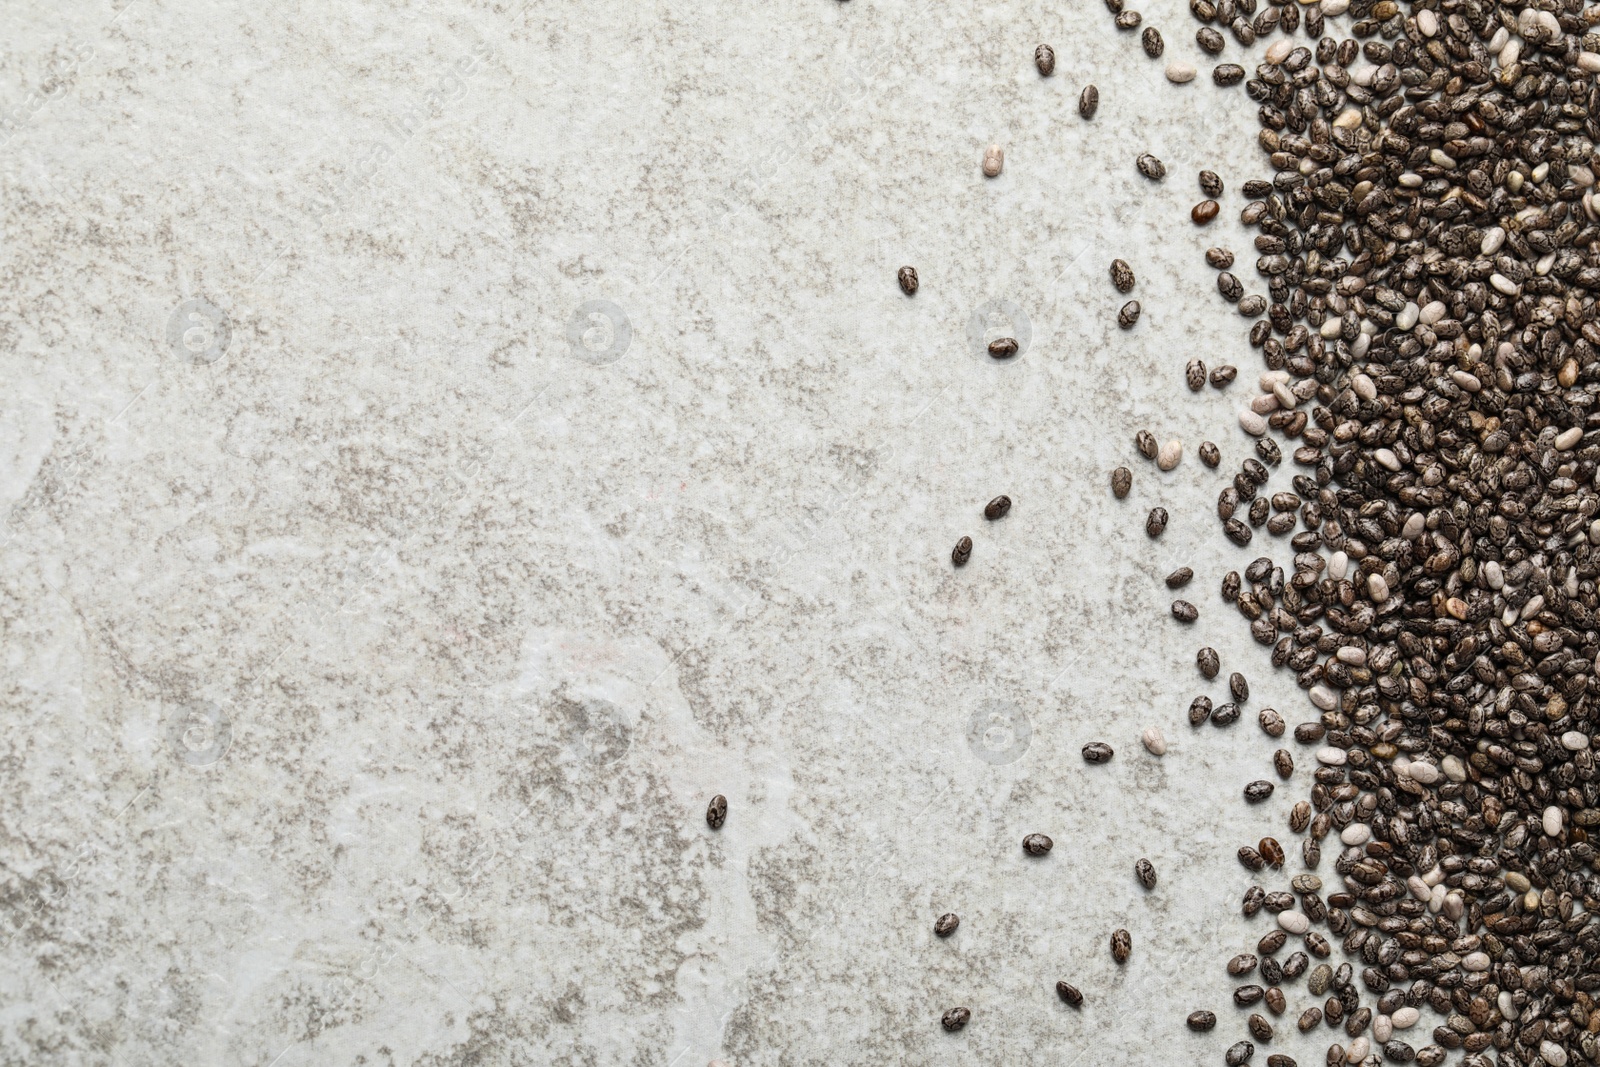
[
  {"x1": 1142, "y1": 26, "x2": 1163, "y2": 56},
  {"x1": 1165, "y1": 567, "x2": 1193, "y2": 589},
  {"x1": 987, "y1": 337, "x2": 1018, "y2": 359},
  {"x1": 1114, "y1": 9, "x2": 1142, "y2": 28},
  {"x1": 1244, "y1": 780, "x2": 1274, "y2": 802},
  {"x1": 1157, "y1": 439, "x2": 1182, "y2": 470},
  {"x1": 1258, "y1": 708, "x2": 1284, "y2": 737},
  {"x1": 934, "y1": 912, "x2": 959, "y2": 937},
  {"x1": 941, "y1": 1007, "x2": 970, "y2": 1032},
  {"x1": 1078, "y1": 84, "x2": 1099, "y2": 119},
  {"x1": 1199, "y1": 170, "x2": 1223, "y2": 197},
  {"x1": 1142, "y1": 726, "x2": 1166, "y2": 755},
  {"x1": 1210, "y1": 364, "x2": 1237, "y2": 387},
  {"x1": 1214, "y1": 62, "x2": 1245, "y2": 86},
  {"x1": 984, "y1": 495, "x2": 1011, "y2": 520},
  {"x1": 1248, "y1": 1015, "x2": 1273, "y2": 1041},
  {"x1": 1189, "y1": 696, "x2": 1212, "y2": 725},
  {"x1": 1307, "y1": 964, "x2": 1331, "y2": 995},
  {"x1": 1083, "y1": 741, "x2": 1115, "y2": 764},
  {"x1": 1192, "y1": 200, "x2": 1220, "y2": 224},
  {"x1": 1111, "y1": 467, "x2": 1132, "y2": 498},
  {"x1": 982, "y1": 144, "x2": 1003, "y2": 178},
  {"x1": 1199, "y1": 441, "x2": 1220, "y2": 467},
  {"x1": 1110, "y1": 258, "x2": 1136, "y2": 293},
  {"x1": 1205, "y1": 247, "x2": 1234, "y2": 269},
  {"x1": 1136, "y1": 153, "x2": 1166, "y2": 180},
  {"x1": 1233, "y1": 986, "x2": 1265, "y2": 1009},
  {"x1": 1110, "y1": 928, "x2": 1132, "y2": 963},
  {"x1": 1146, "y1": 507, "x2": 1168, "y2": 537},
  {"x1": 1185, "y1": 359, "x2": 1206, "y2": 392},
  {"x1": 1298, "y1": 1007, "x2": 1323, "y2": 1032},
  {"x1": 1198, "y1": 647, "x2": 1220, "y2": 678},
  {"x1": 1228, "y1": 953, "x2": 1258, "y2": 976},
  {"x1": 707, "y1": 795, "x2": 727, "y2": 829},
  {"x1": 897, "y1": 266, "x2": 918, "y2": 295},
  {"x1": 1135, "y1": 857, "x2": 1157, "y2": 889},
  {"x1": 1258, "y1": 837, "x2": 1284, "y2": 866},
  {"x1": 1229, "y1": 672, "x2": 1248, "y2": 701},
  {"x1": 951, "y1": 536, "x2": 972, "y2": 566},
  {"x1": 1211, "y1": 701, "x2": 1239, "y2": 725},
  {"x1": 1273, "y1": 749, "x2": 1293, "y2": 779},
  {"x1": 1118, "y1": 300, "x2": 1141, "y2": 329},
  {"x1": 1035, "y1": 43, "x2": 1056, "y2": 76},
  {"x1": 1288, "y1": 801, "x2": 1310, "y2": 832},
  {"x1": 1171, "y1": 600, "x2": 1197, "y2": 623},
  {"x1": 1022, "y1": 833, "x2": 1052, "y2": 855},
  {"x1": 1056, "y1": 981, "x2": 1082, "y2": 1007},
  {"x1": 1188, "y1": 1010, "x2": 1217, "y2": 1031},
  {"x1": 1197, "y1": 26, "x2": 1225, "y2": 52},
  {"x1": 1226, "y1": 1040, "x2": 1254, "y2": 1066},
  {"x1": 1135, "y1": 430, "x2": 1158, "y2": 460}
]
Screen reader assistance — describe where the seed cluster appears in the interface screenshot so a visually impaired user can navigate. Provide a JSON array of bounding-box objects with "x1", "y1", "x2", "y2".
[{"x1": 881, "y1": 0, "x2": 1600, "y2": 1045}]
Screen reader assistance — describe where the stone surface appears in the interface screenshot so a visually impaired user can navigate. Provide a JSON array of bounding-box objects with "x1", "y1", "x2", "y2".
[{"x1": 0, "y1": 0, "x2": 1335, "y2": 1063}]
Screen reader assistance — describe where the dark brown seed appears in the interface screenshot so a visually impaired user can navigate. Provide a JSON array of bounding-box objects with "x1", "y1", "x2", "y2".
[
  {"x1": 1192, "y1": 199, "x2": 1219, "y2": 224},
  {"x1": 1210, "y1": 701, "x2": 1239, "y2": 726},
  {"x1": 1146, "y1": 507, "x2": 1168, "y2": 537},
  {"x1": 1228, "y1": 953, "x2": 1257, "y2": 976},
  {"x1": 1188, "y1": 1010, "x2": 1217, "y2": 1031},
  {"x1": 1288, "y1": 801, "x2": 1310, "y2": 833},
  {"x1": 1022, "y1": 833, "x2": 1052, "y2": 855},
  {"x1": 1228, "y1": 671, "x2": 1248, "y2": 701},
  {"x1": 1248, "y1": 1015, "x2": 1272, "y2": 1041},
  {"x1": 1258, "y1": 836, "x2": 1284, "y2": 866},
  {"x1": 1082, "y1": 741, "x2": 1114, "y2": 764},
  {"x1": 1199, "y1": 441, "x2": 1220, "y2": 467},
  {"x1": 933, "y1": 912, "x2": 959, "y2": 937},
  {"x1": 1171, "y1": 600, "x2": 1197, "y2": 623},
  {"x1": 1226, "y1": 1040, "x2": 1254, "y2": 1066},
  {"x1": 1238, "y1": 845, "x2": 1265, "y2": 870},
  {"x1": 1243, "y1": 780, "x2": 1274, "y2": 803},
  {"x1": 1135, "y1": 153, "x2": 1165, "y2": 180},
  {"x1": 1188, "y1": 696, "x2": 1212, "y2": 726},
  {"x1": 1197, "y1": 646, "x2": 1219, "y2": 678},
  {"x1": 1165, "y1": 567, "x2": 1192, "y2": 589},
  {"x1": 1111, "y1": 467, "x2": 1132, "y2": 498},
  {"x1": 1298, "y1": 1007, "x2": 1322, "y2": 1032},
  {"x1": 1134, "y1": 430, "x2": 1157, "y2": 460},
  {"x1": 1241, "y1": 886, "x2": 1264, "y2": 916},
  {"x1": 984, "y1": 495, "x2": 1011, "y2": 521},
  {"x1": 1217, "y1": 272, "x2": 1243, "y2": 302},
  {"x1": 1056, "y1": 981, "x2": 1082, "y2": 1007},
  {"x1": 1197, "y1": 26, "x2": 1225, "y2": 52},
  {"x1": 1078, "y1": 84, "x2": 1099, "y2": 119},
  {"x1": 1109, "y1": 258, "x2": 1136, "y2": 293},
  {"x1": 1118, "y1": 300, "x2": 1141, "y2": 329},
  {"x1": 897, "y1": 266, "x2": 918, "y2": 295},
  {"x1": 1035, "y1": 43, "x2": 1056, "y2": 76},
  {"x1": 1114, "y1": 9, "x2": 1142, "y2": 28},
  {"x1": 987, "y1": 337, "x2": 1018, "y2": 359},
  {"x1": 1272, "y1": 749, "x2": 1293, "y2": 779},
  {"x1": 1209, "y1": 364, "x2": 1236, "y2": 387},
  {"x1": 1256, "y1": 930, "x2": 1286, "y2": 955},
  {"x1": 1205, "y1": 247, "x2": 1234, "y2": 269},
  {"x1": 1264, "y1": 989, "x2": 1287, "y2": 1017},
  {"x1": 1110, "y1": 928, "x2": 1131, "y2": 963},
  {"x1": 1213, "y1": 63, "x2": 1245, "y2": 86},
  {"x1": 705, "y1": 794, "x2": 728, "y2": 829},
  {"x1": 1234, "y1": 985, "x2": 1264, "y2": 1007},
  {"x1": 1224, "y1": 518, "x2": 1251, "y2": 546},
  {"x1": 1199, "y1": 170, "x2": 1223, "y2": 198},
  {"x1": 1184, "y1": 359, "x2": 1205, "y2": 391},
  {"x1": 941, "y1": 1007, "x2": 970, "y2": 1032},
  {"x1": 1135, "y1": 857, "x2": 1156, "y2": 889},
  {"x1": 951, "y1": 536, "x2": 972, "y2": 566},
  {"x1": 1141, "y1": 26, "x2": 1163, "y2": 57},
  {"x1": 1258, "y1": 708, "x2": 1283, "y2": 737}
]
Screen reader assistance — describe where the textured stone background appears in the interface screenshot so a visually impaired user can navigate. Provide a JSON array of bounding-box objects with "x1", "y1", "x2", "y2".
[{"x1": 1, "y1": 0, "x2": 1358, "y2": 1063}]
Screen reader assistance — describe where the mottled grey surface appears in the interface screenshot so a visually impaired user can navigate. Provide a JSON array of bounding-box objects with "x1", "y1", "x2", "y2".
[{"x1": 2, "y1": 0, "x2": 1351, "y2": 1064}]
